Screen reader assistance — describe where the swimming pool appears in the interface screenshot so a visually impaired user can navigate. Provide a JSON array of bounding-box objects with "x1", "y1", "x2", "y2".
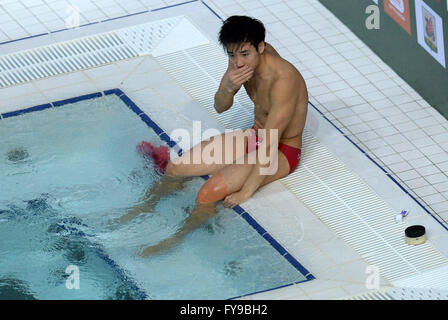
[{"x1": 0, "y1": 89, "x2": 313, "y2": 299}]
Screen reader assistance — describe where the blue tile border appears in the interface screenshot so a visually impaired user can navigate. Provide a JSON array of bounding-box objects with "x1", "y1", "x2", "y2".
[
  {"x1": 2, "y1": 103, "x2": 52, "y2": 119},
  {"x1": 94, "y1": 246, "x2": 148, "y2": 300},
  {"x1": 199, "y1": 0, "x2": 223, "y2": 21},
  {"x1": 228, "y1": 277, "x2": 311, "y2": 300},
  {"x1": 238, "y1": 209, "x2": 314, "y2": 282}
]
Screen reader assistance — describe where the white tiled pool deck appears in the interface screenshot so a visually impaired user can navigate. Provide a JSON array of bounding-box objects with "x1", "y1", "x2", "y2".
[{"x1": 1, "y1": 0, "x2": 448, "y2": 300}]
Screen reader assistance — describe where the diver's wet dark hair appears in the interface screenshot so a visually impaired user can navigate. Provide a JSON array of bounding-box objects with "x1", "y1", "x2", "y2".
[{"x1": 218, "y1": 16, "x2": 265, "y2": 52}]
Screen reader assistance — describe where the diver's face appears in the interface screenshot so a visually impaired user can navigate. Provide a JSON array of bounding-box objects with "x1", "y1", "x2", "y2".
[{"x1": 226, "y1": 42, "x2": 263, "y2": 70}]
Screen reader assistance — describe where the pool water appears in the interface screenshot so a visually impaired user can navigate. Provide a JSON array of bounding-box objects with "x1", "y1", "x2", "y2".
[{"x1": 0, "y1": 93, "x2": 309, "y2": 299}]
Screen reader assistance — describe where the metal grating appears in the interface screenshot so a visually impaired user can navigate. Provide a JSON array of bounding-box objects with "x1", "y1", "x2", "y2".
[
  {"x1": 387, "y1": 286, "x2": 448, "y2": 300},
  {"x1": 343, "y1": 286, "x2": 448, "y2": 300},
  {"x1": 391, "y1": 265, "x2": 448, "y2": 290},
  {"x1": 0, "y1": 16, "x2": 182, "y2": 88},
  {"x1": 0, "y1": 32, "x2": 138, "y2": 88},
  {"x1": 116, "y1": 16, "x2": 183, "y2": 55}
]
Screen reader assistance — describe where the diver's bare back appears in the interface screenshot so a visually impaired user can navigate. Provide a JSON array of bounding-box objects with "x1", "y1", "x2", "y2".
[{"x1": 244, "y1": 42, "x2": 308, "y2": 149}]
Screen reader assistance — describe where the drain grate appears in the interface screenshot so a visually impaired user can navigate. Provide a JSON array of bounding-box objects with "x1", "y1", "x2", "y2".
[
  {"x1": 0, "y1": 32, "x2": 137, "y2": 87},
  {"x1": 0, "y1": 16, "x2": 182, "y2": 88}
]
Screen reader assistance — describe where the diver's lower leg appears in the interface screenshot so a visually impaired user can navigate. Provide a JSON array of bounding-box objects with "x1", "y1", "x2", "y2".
[{"x1": 115, "y1": 174, "x2": 191, "y2": 225}]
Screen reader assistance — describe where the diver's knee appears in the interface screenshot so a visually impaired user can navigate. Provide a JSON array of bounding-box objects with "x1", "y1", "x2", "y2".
[
  {"x1": 196, "y1": 187, "x2": 213, "y2": 204},
  {"x1": 196, "y1": 173, "x2": 228, "y2": 204}
]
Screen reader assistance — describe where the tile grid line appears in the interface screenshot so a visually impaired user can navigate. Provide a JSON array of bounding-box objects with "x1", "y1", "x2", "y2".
[
  {"x1": 0, "y1": 0, "x2": 199, "y2": 47},
  {"x1": 312, "y1": 91, "x2": 448, "y2": 224},
  {"x1": 324, "y1": 112, "x2": 448, "y2": 224},
  {"x1": 308, "y1": 100, "x2": 448, "y2": 232}
]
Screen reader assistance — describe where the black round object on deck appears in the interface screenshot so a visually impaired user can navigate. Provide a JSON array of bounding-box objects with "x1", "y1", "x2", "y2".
[{"x1": 405, "y1": 225, "x2": 426, "y2": 238}]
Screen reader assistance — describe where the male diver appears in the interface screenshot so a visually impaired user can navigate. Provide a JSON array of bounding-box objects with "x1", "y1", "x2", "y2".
[{"x1": 119, "y1": 16, "x2": 308, "y2": 256}]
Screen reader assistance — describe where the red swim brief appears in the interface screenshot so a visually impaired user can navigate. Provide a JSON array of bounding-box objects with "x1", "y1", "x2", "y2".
[{"x1": 245, "y1": 129, "x2": 301, "y2": 174}]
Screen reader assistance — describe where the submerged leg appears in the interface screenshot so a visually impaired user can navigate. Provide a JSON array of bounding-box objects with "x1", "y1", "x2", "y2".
[
  {"x1": 138, "y1": 151, "x2": 260, "y2": 257},
  {"x1": 116, "y1": 174, "x2": 190, "y2": 225},
  {"x1": 139, "y1": 201, "x2": 217, "y2": 257}
]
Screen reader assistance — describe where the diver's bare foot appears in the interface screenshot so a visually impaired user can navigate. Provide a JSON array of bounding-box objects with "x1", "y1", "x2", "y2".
[{"x1": 138, "y1": 238, "x2": 175, "y2": 257}]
